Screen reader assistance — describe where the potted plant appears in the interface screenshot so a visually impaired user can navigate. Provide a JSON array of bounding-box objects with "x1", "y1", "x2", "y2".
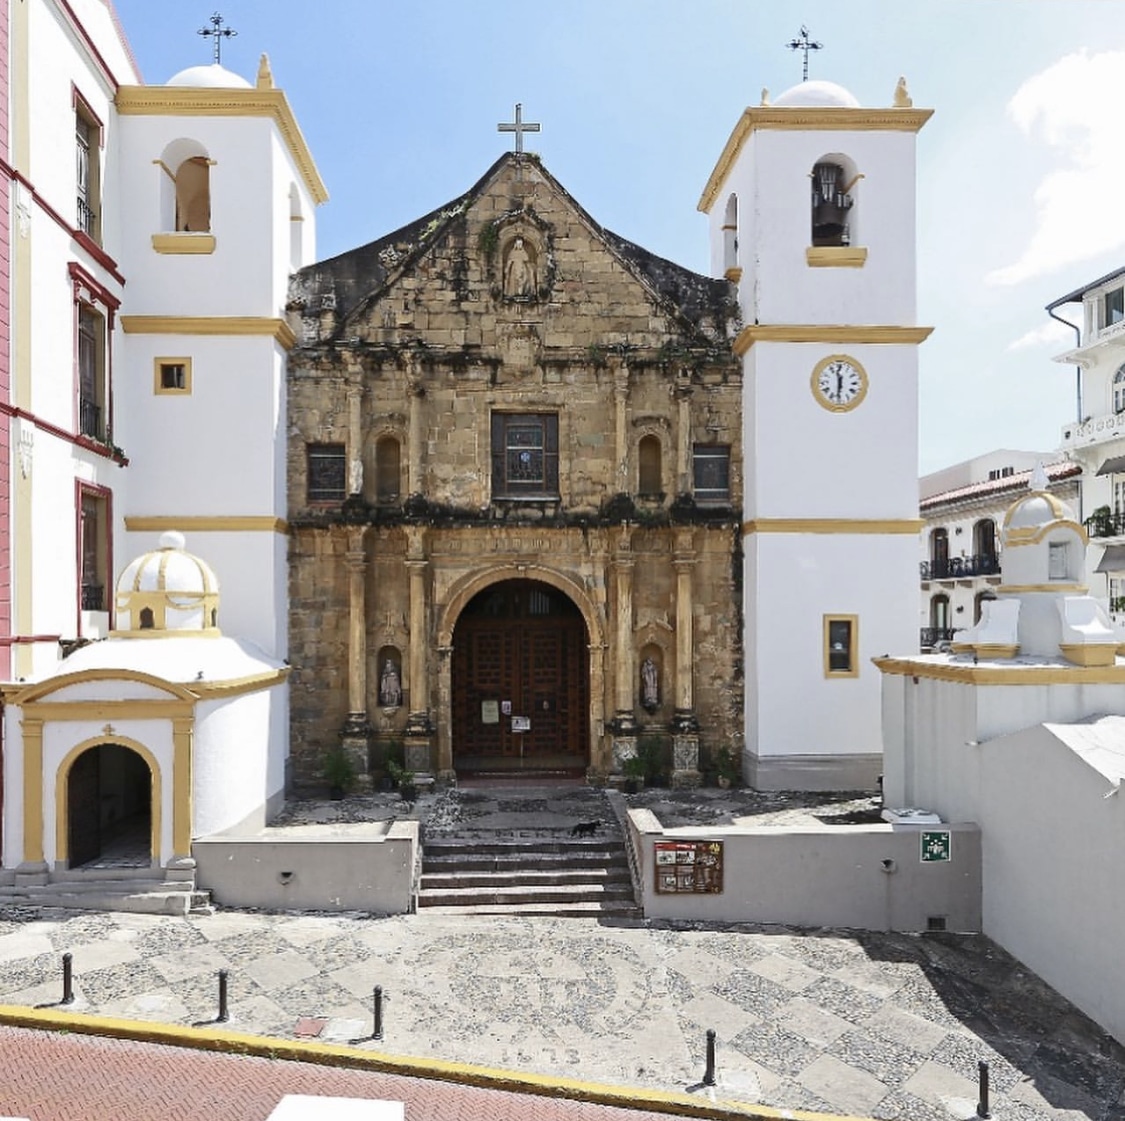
[
  {"x1": 323, "y1": 746, "x2": 357, "y2": 800},
  {"x1": 1091, "y1": 505, "x2": 1113, "y2": 537},
  {"x1": 714, "y1": 745, "x2": 739, "y2": 790},
  {"x1": 622, "y1": 753, "x2": 646, "y2": 794},
  {"x1": 386, "y1": 759, "x2": 417, "y2": 802}
]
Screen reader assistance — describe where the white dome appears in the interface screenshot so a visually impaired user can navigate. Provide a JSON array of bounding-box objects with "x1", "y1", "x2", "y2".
[
  {"x1": 166, "y1": 64, "x2": 252, "y2": 90},
  {"x1": 114, "y1": 532, "x2": 221, "y2": 636},
  {"x1": 773, "y1": 80, "x2": 860, "y2": 108},
  {"x1": 1004, "y1": 490, "x2": 1076, "y2": 533}
]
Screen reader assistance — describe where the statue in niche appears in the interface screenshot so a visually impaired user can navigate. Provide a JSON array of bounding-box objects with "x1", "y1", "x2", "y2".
[
  {"x1": 503, "y1": 235, "x2": 537, "y2": 298},
  {"x1": 641, "y1": 657, "x2": 660, "y2": 712},
  {"x1": 379, "y1": 658, "x2": 402, "y2": 708}
]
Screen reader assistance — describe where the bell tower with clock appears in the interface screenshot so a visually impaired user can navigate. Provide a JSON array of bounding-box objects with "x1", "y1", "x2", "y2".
[{"x1": 699, "y1": 76, "x2": 932, "y2": 789}]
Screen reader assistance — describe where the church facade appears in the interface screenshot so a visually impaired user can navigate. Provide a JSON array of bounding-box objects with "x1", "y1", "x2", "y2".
[{"x1": 286, "y1": 155, "x2": 743, "y2": 787}]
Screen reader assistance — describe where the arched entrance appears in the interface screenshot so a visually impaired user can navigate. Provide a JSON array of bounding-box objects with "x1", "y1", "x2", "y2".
[
  {"x1": 452, "y1": 579, "x2": 590, "y2": 774},
  {"x1": 66, "y1": 743, "x2": 153, "y2": 869}
]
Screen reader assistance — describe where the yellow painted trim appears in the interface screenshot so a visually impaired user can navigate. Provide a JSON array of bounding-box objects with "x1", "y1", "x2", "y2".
[
  {"x1": 806, "y1": 247, "x2": 868, "y2": 268},
  {"x1": 23, "y1": 719, "x2": 44, "y2": 864},
  {"x1": 824, "y1": 614, "x2": 860, "y2": 678},
  {"x1": 1003, "y1": 521, "x2": 1088, "y2": 548},
  {"x1": 172, "y1": 717, "x2": 193, "y2": 856},
  {"x1": 192, "y1": 666, "x2": 290, "y2": 700},
  {"x1": 55, "y1": 736, "x2": 161, "y2": 868},
  {"x1": 153, "y1": 357, "x2": 193, "y2": 396},
  {"x1": 874, "y1": 656, "x2": 1125, "y2": 685},
  {"x1": 116, "y1": 86, "x2": 328, "y2": 205},
  {"x1": 120, "y1": 316, "x2": 297, "y2": 350},
  {"x1": 151, "y1": 233, "x2": 215, "y2": 255},
  {"x1": 810, "y1": 354, "x2": 869, "y2": 413},
  {"x1": 972, "y1": 644, "x2": 1019, "y2": 660},
  {"x1": 6, "y1": 668, "x2": 196, "y2": 706},
  {"x1": 734, "y1": 324, "x2": 933, "y2": 356},
  {"x1": 994, "y1": 583, "x2": 1088, "y2": 595},
  {"x1": 1001, "y1": 489, "x2": 1070, "y2": 530},
  {"x1": 1059, "y1": 643, "x2": 1119, "y2": 667},
  {"x1": 699, "y1": 105, "x2": 933, "y2": 213},
  {"x1": 125, "y1": 516, "x2": 288, "y2": 534},
  {"x1": 743, "y1": 518, "x2": 924, "y2": 536},
  {"x1": 724, "y1": 266, "x2": 743, "y2": 282},
  {"x1": 22, "y1": 700, "x2": 194, "y2": 722},
  {"x1": 0, "y1": 1007, "x2": 847, "y2": 1121}
]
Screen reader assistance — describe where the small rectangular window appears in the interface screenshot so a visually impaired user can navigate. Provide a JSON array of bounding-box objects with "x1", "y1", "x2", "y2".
[
  {"x1": 154, "y1": 357, "x2": 192, "y2": 395},
  {"x1": 693, "y1": 444, "x2": 731, "y2": 503},
  {"x1": 307, "y1": 443, "x2": 347, "y2": 502},
  {"x1": 491, "y1": 413, "x2": 559, "y2": 498},
  {"x1": 74, "y1": 94, "x2": 101, "y2": 242},
  {"x1": 77, "y1": 304, "x2": 106, "y2": 439},
  {"x1": 1103, "y1": 287, "x2": 1124, "y2": 329},
  {"x1": 79, "y1": 487, "x2": 110, "y2": 617},
  {"x1": 1048, "y1": 541, "x2": 1069, "y2": 580},
  {"x1": 824, "y1": 615, "x2": 859, "y2": 678}
]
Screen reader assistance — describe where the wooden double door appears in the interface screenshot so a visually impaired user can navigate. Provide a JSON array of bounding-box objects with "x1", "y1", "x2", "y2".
[{"x1": 452, "y1": 580, "x2": 589, "y2": 769}]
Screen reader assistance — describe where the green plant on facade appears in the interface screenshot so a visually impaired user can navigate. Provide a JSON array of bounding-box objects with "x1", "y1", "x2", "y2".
[{"x1": 322, "y1": 746, "x2": 357, "y2": 793}]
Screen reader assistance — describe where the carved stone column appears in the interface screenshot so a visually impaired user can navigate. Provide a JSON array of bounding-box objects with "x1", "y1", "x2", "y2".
[
  {"x1": 406, "y1": 367, "x2": 424, "y2": 497},
  {"x1": 346, "y1": 383, "x2": 363, "y2": 496},
  {"x1": 404, "y1": 526, "x2": 434, "y2": 780},
  {"x1": 610, "y1": 527, "x2": 638, "y2": 775},
  {"x1": 671, "y1": 527, "x2": 701, "y2": 787},
  {"x1": 340, "y1": 525, "x2": 372, "y2": 779},
  {"x1": 614, "y1": 364, "x2": 629, "y2": 493},
  {"x1": 675, "y1": 373, "x2": 693, "y2": 495}
]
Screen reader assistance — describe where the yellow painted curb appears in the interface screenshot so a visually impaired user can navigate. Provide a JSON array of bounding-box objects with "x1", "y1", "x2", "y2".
[{"x1": 0, "y1": 1004, "x2": 874, "y2": 1121}]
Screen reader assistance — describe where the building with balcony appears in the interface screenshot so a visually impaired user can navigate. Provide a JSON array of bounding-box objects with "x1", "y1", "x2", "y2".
[
  {"x1": 1050, "y1": 267, "x2": 1125, "y2": 621},
  {"x1": 918, "y1": 452, "x2": 1080, "y2": 650}
]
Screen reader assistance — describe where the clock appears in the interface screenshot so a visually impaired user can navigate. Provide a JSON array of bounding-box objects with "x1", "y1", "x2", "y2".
[{"x1": 811, "y1": 355, "x2": 868, "y2": 412}]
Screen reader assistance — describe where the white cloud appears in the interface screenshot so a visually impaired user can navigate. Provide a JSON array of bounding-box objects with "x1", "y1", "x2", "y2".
[
  {"x1": 1006, "y1": 319, "x2": 1075, "y2": 351},
  {"x1": 986, "y1": 49, "x2": 1125, "y2": 287}
]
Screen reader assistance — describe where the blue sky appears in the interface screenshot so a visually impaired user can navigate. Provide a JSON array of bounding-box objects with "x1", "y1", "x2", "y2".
[{"x1": 112, "y1": 1, "x2": 1125, "y2": 474}]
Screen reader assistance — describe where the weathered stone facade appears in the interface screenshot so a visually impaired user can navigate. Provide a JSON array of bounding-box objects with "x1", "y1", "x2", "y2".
[{"x1": 285, "y1": 154, "x2": 742, "y2": 788}]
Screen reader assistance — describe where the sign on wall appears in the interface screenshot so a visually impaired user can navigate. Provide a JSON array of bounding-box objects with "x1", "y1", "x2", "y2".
[
  {"x1": 654, "y1": 840, "x2": 723, "y2": 894},
  {"x1": 921, "y1": 830, "x2": 952, "y2": 863}
]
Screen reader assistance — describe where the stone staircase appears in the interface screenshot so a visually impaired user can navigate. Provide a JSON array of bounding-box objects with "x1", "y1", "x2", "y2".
[
  {"x1": 418, "y1": 834, "x2": 639, "y2": 917},
  {"x1": 0, "y1": 866, "x2": 212, "y2": 917}
]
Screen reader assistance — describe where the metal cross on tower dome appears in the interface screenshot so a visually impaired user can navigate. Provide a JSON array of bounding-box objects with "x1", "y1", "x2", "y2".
[
  {"x1": 785, "y1": 25, "x2": 823, "y2": 82},
  {"x1": 498, "y1": 103, "x2": 541, "y2": 155},
  {"x1": 198, "y1": 12, "x2": 238, "y2": 65}
]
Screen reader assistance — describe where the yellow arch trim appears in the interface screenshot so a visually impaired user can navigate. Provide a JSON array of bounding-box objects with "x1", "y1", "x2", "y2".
[
  {"x1": 54, "y1": 736, "x2": 162, "y2": 868},
  {"x1": 6, "y1": 668, "x2": 196, "y2": 706},
  {"x1": 436, "y1": 564, "x2": 605, "y2": 650}
]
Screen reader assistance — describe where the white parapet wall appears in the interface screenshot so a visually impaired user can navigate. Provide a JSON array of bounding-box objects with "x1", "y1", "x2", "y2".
[
  {"x1": 193, "y1": 821, "x2": 419, "y2": 914},
  {"x1": 627, "y1": 809, "x2": 981, "y2": 932}
]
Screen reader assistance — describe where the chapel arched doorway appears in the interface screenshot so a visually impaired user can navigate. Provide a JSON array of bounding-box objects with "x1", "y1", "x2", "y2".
[
  {"x1": 66, "y1": 743, "x2": 153, "y2": 869},
  {"x1": 451, "y1": 579, "x2": 589, "y2": 774}
]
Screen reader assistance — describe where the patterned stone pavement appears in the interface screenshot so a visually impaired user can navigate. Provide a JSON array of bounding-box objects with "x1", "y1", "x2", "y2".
[{"x1": 0, "y1": 904, "x2": 1122, "y2": 1120}]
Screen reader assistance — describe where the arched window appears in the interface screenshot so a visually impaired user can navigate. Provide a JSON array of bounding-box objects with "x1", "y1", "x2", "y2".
[
  {"x1": 929, "y1": 528, "x2": 949, "y2": 578},
  {"x1": 930, "y1": 594, "x2": 950, "y2": 631},
  {"x1": 973, "y1": 519, "x2": 997, "y2": 571},
  {"x1": 174, "y1": 157, "x2": 210, "y2": 232},
  {"x1": 376, "y1": 436, "x2": 401, "y2": 503},
  {"x1": 722, "y1": 194, "x2": 738, "y2": 274},
  {"x1": 974, "y1": 591, "x2": 995, "y2": 625},
  {"x1": 638, "y1": 435, "x2": 662, "y2": 497},
  {"x1": 1114, "y1": 367, "x2": 1125, "y2": 414},
  {"x1": 811, "y1": 157, "x2": 857, "y2": 247}
]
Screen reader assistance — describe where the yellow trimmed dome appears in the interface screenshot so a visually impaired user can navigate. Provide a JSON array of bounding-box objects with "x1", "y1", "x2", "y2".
[{"x1": 113, "y1": 531, "x2": 221, "y2": 637}]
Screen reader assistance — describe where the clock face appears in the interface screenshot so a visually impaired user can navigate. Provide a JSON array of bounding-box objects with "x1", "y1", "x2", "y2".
[{"x1": 811, "y1": 356, "x2": 868, "y2": 412}]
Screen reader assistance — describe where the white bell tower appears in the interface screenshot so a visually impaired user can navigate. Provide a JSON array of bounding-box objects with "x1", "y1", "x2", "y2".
[
  {"x1": 699, "y1": 78, "x2": 932, "y2": 790},
  {"x1": 114, "y1": 55, "x2": 326, "y2": 659}
]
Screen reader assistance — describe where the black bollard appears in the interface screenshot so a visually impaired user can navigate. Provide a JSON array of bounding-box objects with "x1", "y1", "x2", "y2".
[
  {"x1": 372, "y1": 985, "x2": 384, "y2": 1041},
  {"x1": 217, "y1": 968, "x2": 230, "y2": 1023},
  {"x1": 976, "y1": 1060, "x2": 991, "y2": 1119},
  {"x1": 60, "y1": 953, "x2": 74, "y2": 1006},
  {"x1": 702, "y1": 1028, "x2": 717, "y2": 1086}
]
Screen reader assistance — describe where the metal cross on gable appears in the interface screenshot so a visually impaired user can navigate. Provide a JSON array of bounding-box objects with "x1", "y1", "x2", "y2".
[
  {"x1": 497, "y1": 103, "x2": 541, "y2": 155},
  {"x1": 198, "y1": 12, "x2": 238, "y2": 65},
  {"x1": 785, "y1": 24, "x2": 823, "y2": 82}
]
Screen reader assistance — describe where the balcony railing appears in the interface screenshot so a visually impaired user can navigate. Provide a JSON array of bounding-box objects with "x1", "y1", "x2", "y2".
[
  {"x1": 76, "y1": 196, "x2": 97, "y2": 237},
  {"x1": 1085, "y1": 511, "x2": 1125, "y2": 539},
  {"x1": 79, "y1": 397, "x2": 103, "y2": 440},
  {"x1": 81, "y1": 583, "x2": 104, "y2": 611},
  {"x1": 920, "y1": 553, "x2": 1000, "y2": 581},
  {"x1": 920, "y1": 627, "x2": 960, "y2": 650}
]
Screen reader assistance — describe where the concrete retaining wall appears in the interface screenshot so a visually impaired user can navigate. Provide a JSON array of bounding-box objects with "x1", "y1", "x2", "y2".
[
  {"x1": 627, "y1": 810, "x2": 981, "y2": 932},
  {"x1": 193, "y1": 821, "x2": 419, "y2": 914}
]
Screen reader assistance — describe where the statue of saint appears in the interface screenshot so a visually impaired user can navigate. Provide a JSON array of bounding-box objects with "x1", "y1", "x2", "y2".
[
  {"x1": 503, "y1": 236, "x2": 536, "y2": 297},
  {"x1": 641, "y1": 657, "x2": 659, "y2": 710},
  {"x1": 379, "y1": 658, "x2": 402, "y2": 708}
]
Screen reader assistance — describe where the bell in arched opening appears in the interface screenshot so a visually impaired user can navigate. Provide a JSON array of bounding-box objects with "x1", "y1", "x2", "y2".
[{"x1": 811, "y1": 161, "x2": 853, "y2": 246}]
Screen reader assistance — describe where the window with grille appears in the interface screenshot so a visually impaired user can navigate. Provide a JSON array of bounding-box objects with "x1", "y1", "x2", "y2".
[
  {"x1": 491, "y1": 414, "x2": 559, "y2": 497},
  {"x1": 79, "y1": 488, "x2": 109, "y2": 614},
  {"x1": 307, "y1": 443, "x2": 347, "y2": 502},
  {"x1": 78, "y1": 305, "x2": 106, "y2": 439},
  {"x1": 692, "y1": 444, "x2": 731, "y2": 503},
  {"x1": 75, "y1": 97, "x2": 101, "y2": 241}
]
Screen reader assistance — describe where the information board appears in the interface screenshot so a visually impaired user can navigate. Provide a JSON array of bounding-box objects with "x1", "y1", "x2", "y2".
[{"x1": 654, "y1": 840, "x2": 723, "y2": 894}]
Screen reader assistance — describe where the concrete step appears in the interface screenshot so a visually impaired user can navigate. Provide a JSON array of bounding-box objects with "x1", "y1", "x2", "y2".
[
  {"x1": 0, "y1": 887, "x2": 194, "y2": 916},
  {"x1": 422, "y1": 850, "x2": 628, "y2": 873},
  {"x1": 420, "y1": 899, "x2": 641, "y2": 918},
  {"x1": 423, "y1": 837, "x2": 622, "y2": 857},
  {"x1": 420, "y1": 866, "x2": 632, "y2": 891},
  {"x1": 418, "y1": 881, "x2": 636, "y2": 909}
]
